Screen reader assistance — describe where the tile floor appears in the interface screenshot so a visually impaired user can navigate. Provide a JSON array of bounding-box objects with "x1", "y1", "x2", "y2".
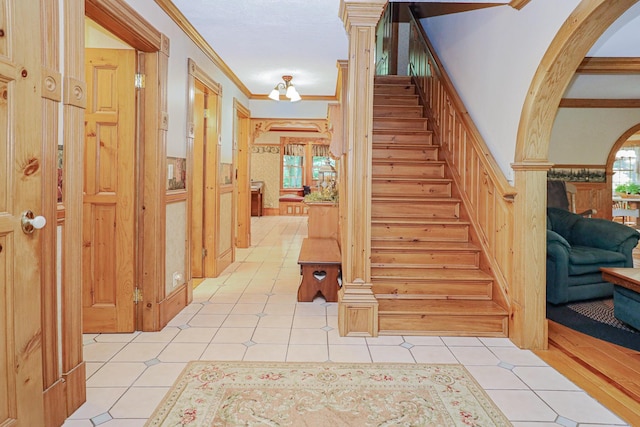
[{"x1": 64, "y1": 216, "x2": 629, "y2": 427}]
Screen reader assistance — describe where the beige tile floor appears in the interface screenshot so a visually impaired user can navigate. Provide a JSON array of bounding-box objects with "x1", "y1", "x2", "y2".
[{"x1": 64, "y1": 216, "x2": 629, "y2": 426}]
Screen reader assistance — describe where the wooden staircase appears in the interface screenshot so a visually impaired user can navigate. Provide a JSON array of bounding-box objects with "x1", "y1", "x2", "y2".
[{"x1": 371, "y1": 75, "x2": 508, "y2": 336}]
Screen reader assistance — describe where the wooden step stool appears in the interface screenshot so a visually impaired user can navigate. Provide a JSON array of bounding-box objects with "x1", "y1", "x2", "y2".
[{"x1": 297, "y1": 238, "x2": 341, "y2": 302}]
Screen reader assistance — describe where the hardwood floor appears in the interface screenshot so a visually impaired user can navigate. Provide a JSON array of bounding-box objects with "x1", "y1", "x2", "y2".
[{"x1": 535, "y1": 321, "x2": 640, "y2": 425}]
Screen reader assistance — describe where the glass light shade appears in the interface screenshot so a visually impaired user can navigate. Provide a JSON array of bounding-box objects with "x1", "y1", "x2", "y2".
[
  {"x1": 268, "y1": 88, "x2": 281, "y2": 101},
  {"x1": 285, "y1": 85, "x2": 297, "y2": 99},
  {"x1": 289, "y1": 89, "x2": 302, "y2": 102}
]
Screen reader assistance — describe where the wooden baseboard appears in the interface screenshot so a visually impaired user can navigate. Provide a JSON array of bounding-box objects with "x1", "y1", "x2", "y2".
[
  {"x1": 64, "y1": 361, "x2": 86, "y2": 417},
  {"x1": 43, "y1": 379, "x2": 67, "y2": 427},
  {"x1": 159, "y1": 284, "x2": 188, "y2": 329},
  {"x1": 262, "y1": 207, "x2": 279, "y2": 216}
]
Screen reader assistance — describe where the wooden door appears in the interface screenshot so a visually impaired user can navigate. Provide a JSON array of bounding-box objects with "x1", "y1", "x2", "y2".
[
  {"x1": 235, "y1": 101, "x2": 251, "y2": 248},
  {"x1": 191, "y1": 83, "x2": 206, "y2": 277},
  {"x1": 83, "y1": 48, "x2": 136, "y2": 333},
  {"x1": 0, "y1": 0, "x2": 46, "y2": 424},
  {"x1": 191, "y1": 81, "x2": 219, "y2": 277}
]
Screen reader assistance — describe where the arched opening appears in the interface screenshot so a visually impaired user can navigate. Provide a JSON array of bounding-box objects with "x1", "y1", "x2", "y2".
[{"x1": 512, "y1": 0, "x2": 637, "y2": 349}]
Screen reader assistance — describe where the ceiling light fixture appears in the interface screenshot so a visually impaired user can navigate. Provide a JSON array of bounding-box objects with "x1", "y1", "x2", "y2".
[{"x1": 268, "y1": 75, "x2": 302, "y2": 102}]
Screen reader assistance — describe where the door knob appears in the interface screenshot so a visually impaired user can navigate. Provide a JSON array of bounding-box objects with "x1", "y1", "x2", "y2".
[{"x1": 21, "y1": 210, "x2": 46, "y2": 234}]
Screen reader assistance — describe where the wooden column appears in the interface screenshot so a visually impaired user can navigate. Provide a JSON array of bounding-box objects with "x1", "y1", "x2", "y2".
[
  {"x1": 338, "y1": 0, "x2": 386, "y2": 337},
  {"x1": 510, "y1": 162, "x2": 551, "y2": 350}
]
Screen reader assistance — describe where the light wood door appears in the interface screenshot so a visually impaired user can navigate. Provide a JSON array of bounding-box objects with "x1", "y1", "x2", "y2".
[
  {"x1": 191, "y1": 83, "x2": 206, "y2": 277},
  {"x1": 235, "y1": 102, "x2": 251, "y2": 248},
  {"x1": 83, "y1": 48, "x2": 136, "y2": 333},
  {"x1": 191, "y1": 81, "x2": 219, "y2": 277},
  {"x1": 0, "y1": 0, "x2": 45, "y2": 424}
]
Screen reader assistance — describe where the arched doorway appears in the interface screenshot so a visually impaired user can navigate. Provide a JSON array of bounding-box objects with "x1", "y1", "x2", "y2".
[{"x1": 513, "y1": 0, "x2": 638, "y2": 349}]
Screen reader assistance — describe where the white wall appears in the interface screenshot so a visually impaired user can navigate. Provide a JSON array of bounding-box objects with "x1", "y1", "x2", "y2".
[
  {"x1": 420, "y1": 0, "x2": 580, "y2": 181},
  {"x1": 550, "y1": 108, "x2": 640, "y2": 165},
  {"x1": 124, "y1": 0, "x2": 251, "y2": 163},
  {"x1": 249, "y1": 99, "x2": 329, "y2": 119}
]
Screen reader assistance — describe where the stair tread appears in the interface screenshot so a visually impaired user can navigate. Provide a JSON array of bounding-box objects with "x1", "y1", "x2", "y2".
[
  {"x1": 372, "y1": 159, "x2": 445, "y2": 164},
  {"x1": 378, "y1": 299, "x2": 507, "y2": 315},
  {"x1": 374, "y1": 129, "x2": 432, "y2": 135},
  {"x1": 372, "y1": 196, "x2": 460, "y2": 202},
  {"x1": 371, "y1": 221, "x2": 469, "y2": 227},
  {"x1": 371, "y1": 241, "x2": 479, "y2": 250},
  {"x1": 373, "y1": 177, "x2": 451, "y2": 182}
]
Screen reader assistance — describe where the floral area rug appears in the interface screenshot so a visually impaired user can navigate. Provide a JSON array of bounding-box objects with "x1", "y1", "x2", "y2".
[{"x1": 145, "y1": 361, "x2": 511, "y2": 426}]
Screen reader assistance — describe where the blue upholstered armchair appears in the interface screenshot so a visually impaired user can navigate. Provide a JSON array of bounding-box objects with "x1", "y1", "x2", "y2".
[{"x1": 546, "y1": 207, "x2": 640, "y2": 304}]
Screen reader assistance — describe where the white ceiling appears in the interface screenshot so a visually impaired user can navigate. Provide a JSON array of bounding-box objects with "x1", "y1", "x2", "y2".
[
  {"x1": 169, "y1": 1, "x2": 640, "y2": 100},
  {"x1": 171, "y1": 0, "x2": 348, "y2": 97}
]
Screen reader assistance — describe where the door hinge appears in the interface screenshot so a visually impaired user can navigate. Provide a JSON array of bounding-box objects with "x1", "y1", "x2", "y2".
[
  {"x1": 133, "y1": 287, "x2": 143, "y2": 303},
  {"x1": 203, "y1": 248, "x2": 208, "y2": 258},
  {"x1": 134, "y1": 73, "x2": 146, "y2": 89}
]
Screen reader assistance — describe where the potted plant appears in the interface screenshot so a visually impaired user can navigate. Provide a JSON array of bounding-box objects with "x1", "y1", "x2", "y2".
[{"x1": 615, "y1": 183, "x2": 640, "y2": 196}]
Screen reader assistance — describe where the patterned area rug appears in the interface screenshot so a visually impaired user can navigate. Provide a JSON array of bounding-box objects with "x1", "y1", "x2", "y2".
[
  {"x1": 567, "y1": 298, "x2": 636, "y2": 332},
  {"x1": 146, "y1": 361, "x2": 511, "y2": 426}
]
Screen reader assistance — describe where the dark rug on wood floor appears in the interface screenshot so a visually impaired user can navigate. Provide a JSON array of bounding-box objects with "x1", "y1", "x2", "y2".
[{"x1": 547, "y1": 298, "x2": 640, "y2": 352}]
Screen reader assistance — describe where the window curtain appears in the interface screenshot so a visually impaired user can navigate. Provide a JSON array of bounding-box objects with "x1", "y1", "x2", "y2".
[
  {"x1": 312, "y1": 144, "x2": 330, "y2": 158},
  {"x1": 284, "y1": 144, "x2": 305, "y2": 157}
]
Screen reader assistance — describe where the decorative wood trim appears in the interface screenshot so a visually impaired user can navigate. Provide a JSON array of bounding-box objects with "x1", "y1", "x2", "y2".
[
  {"x1": 559, "y1": 98, "x2": 640, "y2": 108},
  {"x1": 188, "y1": 58, "x2": 222, "y2": 95},
  {"x1": 159, "y1": 283, "x2": 188, "y2": 326},
  {"x1": 252, "y1": 118, "x2": 330, "y2": 139},
  {"x1": 43, "y1": 380, "x2": 67, "y2": 427},
  {"x1": 577, "y1": 57, "x2": 640, "y2": 74},
  {"x1": 63, "y1": 76, "x2": 86, "y2": 108},
  {"x1": 40, "y1": 3, "x2": 61, "y2": 407},
  {"x1": 60, "y1": 0, "x2": 85, "y2": 417},
  {"x1": 165, "y1": 190, "x2": 187, "y2": 203},
  {"x1": 509, "y1": 0, "x2": 531, "y2": 10},
  {"x1": 140, "y1": 49, "x2": 169, "y2": 331},
  {"x1": 42, "y1": 68, "x2": 62, "y2": 102},
  {"x1": 154, "y1": 0, "x2": 251, "y2": 97},
  {"x1": 84, "y1": 0, "x2": 161, "y2": 51},
  {"x1": 62, "y1": 361, "x2": 86, "y2": 416}
]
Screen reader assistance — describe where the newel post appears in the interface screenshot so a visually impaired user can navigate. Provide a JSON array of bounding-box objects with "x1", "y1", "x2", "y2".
[
  {"x1": 337, "y1": 0, "x2": 386, "y2": 337},
  {"x1": 510, "y1": 162, "x2": 552, "y2": 350}
]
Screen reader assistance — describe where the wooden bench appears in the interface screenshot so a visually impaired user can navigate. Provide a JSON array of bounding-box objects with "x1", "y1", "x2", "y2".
[{"x1": 297, "y1": 238, "x2": 341, "y2": 302}]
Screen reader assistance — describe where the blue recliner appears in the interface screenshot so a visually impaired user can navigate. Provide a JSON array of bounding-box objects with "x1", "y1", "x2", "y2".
[{"x1": 546, "y1": 207, "x2": 640, "y2": 304}]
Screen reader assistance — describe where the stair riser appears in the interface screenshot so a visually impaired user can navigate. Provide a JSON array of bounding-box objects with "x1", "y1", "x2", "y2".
[
  {"x1": 373, "y1": 132, "x2": 437, "y2": 148},
  {"x1": 371, "y1": 223, "x2": 469, "y2": 241},
  {"x1": 373, "y1": 163, "x2": 444, "y2": 178},
  {"x1": 371, "y1": 251, "x2": 479, "y2": 268},
  {"x1": 375, "y1": 76, "x2": 412, "y2": 85},
  {"x1": 373, "y1": 147, "x2": 438, "y2": 161},
  {"x1": 378, "y1": 315, "x2": 508, "y2": 336},
  {"x1": 372, "y1": 281, "x2": 492, "y2": 299},
  {"x1": 372, "y1": 181, "x2": 451, "y2": 198},
  {"x1": 374, "y1": 107, "x2": 423, "y2": 118},
  {"x1": 373, "y1": 95, "x2": 419, "y2": 105},
  {"x1": 372, "y1": 202, "x2": 459, "y2": 219},
  {"x1": 374, "y1": 85, "x2": 416, "y2": 95},
  {"x1": 374, "y1": 119, "x2": 428, "y2": 131}
]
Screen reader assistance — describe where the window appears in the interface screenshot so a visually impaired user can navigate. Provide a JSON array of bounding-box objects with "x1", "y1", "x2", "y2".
[
  {"x1": 283, "y1": 155, "x2": 303, "y2": 188},
  {"x1": 613, "y1": 147, "x2": 639, "y2": 191},
  {"x1": 281, "y1": 140, "x2": 334, "y2": 190}
]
